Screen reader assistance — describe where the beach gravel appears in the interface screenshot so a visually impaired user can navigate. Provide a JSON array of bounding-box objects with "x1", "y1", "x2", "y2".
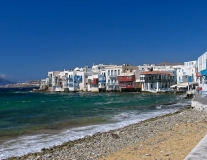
[{"x1": 9, "y1": 107, "x2": 207, "y2": 160}]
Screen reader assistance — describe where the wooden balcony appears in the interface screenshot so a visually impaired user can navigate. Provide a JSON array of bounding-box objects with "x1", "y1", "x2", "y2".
[
  {"x1": 117, "y1": 75, "x2": 135, "y2": 82},
  {"x1": 89, "y1": 78, "x2": 98, "y2": 85},
  {"x1": 119, "y1": 81, "x2": 135, "y2": 88}
]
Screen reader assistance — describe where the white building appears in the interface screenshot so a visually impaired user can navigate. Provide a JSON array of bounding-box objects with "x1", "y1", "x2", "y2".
[
  {"x1": 48, "y1": 71, "x2": 61, "y2": 91},
  {"x1": 91, "y1": 64, "x2": 116, "y2": 92},
  {"x1": 68, "y1": 67, "x2": 92, "y2": 92},
  {"x1": 197, "y1": 52, "x2": 207, "y2": 95},
  {"x1": 105, "y1": 65, "x2": 122, "y2": 91},
  {"x1": 140, "y1": 70, "x2": 174, "y2": 92},
  {"x1": 87, "y1": 74, "x2": 99, "y2": 92},
  {"x1": 172, "y1": 61, "x2": 197, "y2": 84}
]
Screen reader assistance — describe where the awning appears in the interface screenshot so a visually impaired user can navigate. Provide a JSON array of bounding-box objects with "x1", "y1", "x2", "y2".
[
  {"x1": 170, "y1": 85, "x2": 177, "y2": 88},
  {"x1": 177, "y1": 85, "x2": 188, "y2": 88}
]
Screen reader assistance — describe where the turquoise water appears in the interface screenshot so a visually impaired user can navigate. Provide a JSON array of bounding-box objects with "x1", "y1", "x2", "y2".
[{"x1": 0, "y1": 89, "x2": 189, "y2": 159}]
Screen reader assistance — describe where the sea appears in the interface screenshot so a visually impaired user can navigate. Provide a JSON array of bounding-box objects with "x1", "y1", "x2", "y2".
[{"x1": 0, "y1": 88, "x2": 190, "y2": 159}]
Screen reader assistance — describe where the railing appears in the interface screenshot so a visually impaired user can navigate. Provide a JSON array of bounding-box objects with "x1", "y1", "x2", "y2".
[
  {"x1": 69, "y1": 83, "x2": 79, "y2": 88},
  {"x1": 109, "y1": 74, "x2": 117, "y2": 78},
  {"x1": 98, "y1": 76, "x2": 106, "y2": 82},
  {"x1": 107, "y1": 83, "x2": 119, "y2": 86},
  {"x1": 63, "y1": 84, "x2": 69, "y2": 88},
  {"x1": 117, "y1": 75, "x2": 135, "y2": 82},
  {"x1": 99, "y1": 80, "x2": 106, "y2": 82},
  {"x1": 144, "y1": 78, "x2": 174, "y2": 82},
  {"x1": 68, "y1": 78, "x2": 73, "y2": 82}
]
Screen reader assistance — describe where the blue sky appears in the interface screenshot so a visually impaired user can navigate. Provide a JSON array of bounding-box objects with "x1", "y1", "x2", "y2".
[{"x1": 1, "y1": 0, "x2": 207, "y2": 82}]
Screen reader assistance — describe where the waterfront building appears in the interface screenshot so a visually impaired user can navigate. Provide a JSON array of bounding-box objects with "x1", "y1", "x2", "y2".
[
  {"x1": 87, "y1": 74, "x2": 99, "y2": 92},
  {"x1": 173, "y1": 61, "x2": 197, "y2": 84},
  {"x1": 117, "y1": 65, "x2": 142, "y2": 91},
  {"x1": 68, "y1": 67, "x2": 92, "y2": 92},
  {"x1": 105, "y1": 65, "x2": 122, "y2": 91},
  {"x1": 91, "y1": 64, "x2": 116, "y2": 92},
  {"x1": 48, "y1": 71, "x2": 61, "y2": 91},
  {"x1": 39, "y1": 78, "x2": 49, "y2": 91},
  {"x1": 197, "y1": 52, "x2": 207, "y2": 95},
  {"x1": 47, "y1": 70, "x2": 70, "y2": 92},
  {"x1": 98, "y1": 70, "x2": 106, "y2": 91},
  {"x1": 140, "y1": 70, "x2": 174, "y2": 92}
]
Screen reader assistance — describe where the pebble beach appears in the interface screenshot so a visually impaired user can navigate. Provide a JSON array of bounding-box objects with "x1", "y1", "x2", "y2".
[{"x1": 9, "y1": 106, "x2": 207, "y2": 160}]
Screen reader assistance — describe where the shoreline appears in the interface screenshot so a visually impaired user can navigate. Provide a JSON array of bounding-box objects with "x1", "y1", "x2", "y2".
[{"x1": 9, "y1": 106, "x2": 207, "y2": 160}]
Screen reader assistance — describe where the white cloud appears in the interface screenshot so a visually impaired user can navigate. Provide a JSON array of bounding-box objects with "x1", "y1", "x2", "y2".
[
  {"x1": 0, "y1": 73, "x2": 13, "y2": 79},
  {"x1": 0, "y1": 74, "x2": 6, "y2": 78}
]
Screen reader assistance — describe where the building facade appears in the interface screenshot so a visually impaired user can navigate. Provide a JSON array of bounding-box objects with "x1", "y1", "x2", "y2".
[
  {"x1": 117, "y1": 65, "x2": 141, "y2": 91},
  {"x1": 174, "y1": 61, "x2": 197, "y2": 84},
  {"x1": 140, "y1": 70, "x2": 174, "y2": 92},
  {"x1": 197, "y1": 52, "x2": 207, "y2": 95}
]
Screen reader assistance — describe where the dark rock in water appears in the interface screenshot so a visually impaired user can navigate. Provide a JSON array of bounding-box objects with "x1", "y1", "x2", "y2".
[{"x1": 41, "y1": 148, "x2": 47, "y2": 151}]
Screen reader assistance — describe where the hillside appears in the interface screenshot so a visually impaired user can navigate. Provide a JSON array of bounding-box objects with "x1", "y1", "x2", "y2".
[{"x1": 0, "y1": 78, "x2": 15, "y2": 86}]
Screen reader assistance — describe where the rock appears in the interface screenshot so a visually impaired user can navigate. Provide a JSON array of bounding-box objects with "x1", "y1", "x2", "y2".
[
  {"x1": 145, "y1": 154, "x2": 151, "y2": 156},
  {"x1": 164, "y1": 153, "x2": 172, "y2": 156},
  {"x1": 111, "y1": 133, "x2": 120, "y2": 139}
]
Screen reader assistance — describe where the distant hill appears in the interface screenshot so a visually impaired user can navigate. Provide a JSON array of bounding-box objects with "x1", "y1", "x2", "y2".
[
  {"x1": 0, "y1": 78, "x2": 15, "y2": 86},
  {"x1": 157, "y1": 62, "x2": 184, "y2": 66}
]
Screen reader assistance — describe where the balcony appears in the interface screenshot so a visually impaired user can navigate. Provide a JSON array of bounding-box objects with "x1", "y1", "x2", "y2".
[
  {"x1": 98, "y1": 76, "x2": 106, "y2": 82},
  {"x1": 69, "y1": 83, "x2": 79, "y2": 88},
  {"x1": 107, "y1": 83, "x2": 119, "y2": 86},
  {"x1": 143, "y1": 78, "x2": 174, "y2": 83},
  {"x1": 90, "y1": 78, "x2": 98, "y2": 85},
  {"x1": 119, "y1": 82, "x2": 134, "y2": 88},
  {"x1": 108, "y1": 74, "x2": 117, "y2": 79},
  {"x1": 63, "y1": 83, "x2": 69, "y2": 88},
  {"x1": 68, "y1": 78, "x2": 73, "y2": 82},
  {"x1": 117, "y1": 75, "x2": 135, "y2": 82}
]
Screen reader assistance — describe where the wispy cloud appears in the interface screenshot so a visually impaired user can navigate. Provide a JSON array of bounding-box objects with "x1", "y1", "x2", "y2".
[
  {"x1": 0, "y1": 74, "x2": 6, "y2": 78},
  {"x1": 0, "y1": 74, "x2": 13, "y2": 79}
]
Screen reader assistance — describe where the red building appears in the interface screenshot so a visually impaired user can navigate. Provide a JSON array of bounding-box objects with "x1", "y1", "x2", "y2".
[
  {"x1": 117, "y1": 74, "x2": 140, "y2": 91},
  {"x1": 89, "y1": 78, "x2": 98, "y2": 85}
]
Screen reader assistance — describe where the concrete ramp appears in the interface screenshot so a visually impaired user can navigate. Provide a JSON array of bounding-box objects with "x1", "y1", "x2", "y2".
[{"x1": 185, "y1": 133, "x2": 207, "y2": 160}]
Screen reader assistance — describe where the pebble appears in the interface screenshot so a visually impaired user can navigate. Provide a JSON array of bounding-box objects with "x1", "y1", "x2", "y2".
[{"x1": 10, "y1": 107, "x2": 207, "y2": 160}]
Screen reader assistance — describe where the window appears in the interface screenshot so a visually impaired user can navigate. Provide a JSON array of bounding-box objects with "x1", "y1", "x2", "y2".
[
  {"x1": 108, "y1": 70, "x2": 110, "y2": 76},
  {"x1": 111, "y1": 70, "x2": 113, "y2": 75},
  {"x1": 118, "y1": 70, "x2": 120, "y2": 75}
]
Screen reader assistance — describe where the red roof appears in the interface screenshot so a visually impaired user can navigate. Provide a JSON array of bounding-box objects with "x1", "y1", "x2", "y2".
[{"x1": 141, "y1": 71, "x2": 174, "y2": 76}]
